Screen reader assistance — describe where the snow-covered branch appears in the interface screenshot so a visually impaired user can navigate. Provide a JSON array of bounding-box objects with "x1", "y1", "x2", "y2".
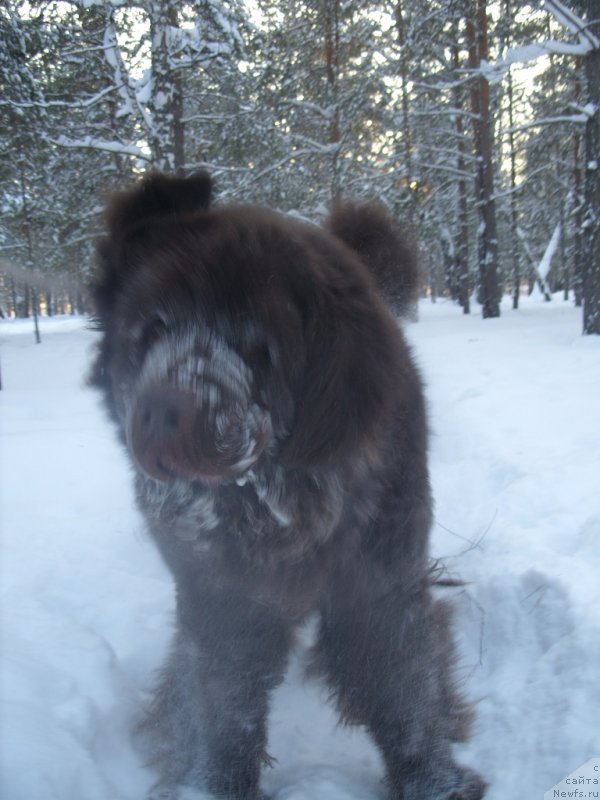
[
  {"x1": 516, "y1": 226, "x2": 553, "y2": 300},
  {"x1": 483, "y1": 41, "x2": 590, "y2": 84},
  {"x1": 278, "y1": 100, "x2": 337, "y2": 122},
  {"x1": 544, "y1": 0, "x2": 600, "y2": 50},
  {"x1": 0, "y1": 86, "x2": 116, "y2": 110},
  {"x1": 538, "y1": 222, "x2": 561, "y2": 281},
  {"x1": 102, "y1": 11, "x2": 155, "y2": 134},
  {"x1": 52, "y1": 135, "x2": 149, "y2": 160},
  {"x1": 413, "y1": 74, "x2": 475, "y2": 93},
  {"x1": 483, "y1": 0, "x2": 599, "y2": 83},
  {"x1": 418, "y1": 142, "x2": 480, "y2": 164},
  {"x1": 410, "y1": 107, "x2": 481, "y2": 122},
  {"x1": 289, "y1": 135, "x2": 341, "y2": 155},
  {"x1": 102, "y1": 14, "x2": 135, "y2": 119},
  {"x1": 503, "y1": 112, "x2": 590, "y2": 135},
  {"x1": 418, "y1": 162, "x2": 474, "y2": 180},
  {"x1": 168, "y1": 26, "x2": 233, "y2": 69}
]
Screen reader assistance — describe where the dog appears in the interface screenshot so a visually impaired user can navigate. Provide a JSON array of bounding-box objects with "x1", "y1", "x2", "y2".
[{"x1": 90, "y1": 172, "x2": 485, "y2": 800}]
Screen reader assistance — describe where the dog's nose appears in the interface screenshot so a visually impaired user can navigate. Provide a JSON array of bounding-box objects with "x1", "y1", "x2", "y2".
[
  {"x1": 128, "y1": 386, "x2": 197, "y2": 480},
  {"x1": 128, "y1": 384, "x2": 271, "y2": 483},
  {"x1": 141, "y1": 386, "x2": 191, "y2": 438}
]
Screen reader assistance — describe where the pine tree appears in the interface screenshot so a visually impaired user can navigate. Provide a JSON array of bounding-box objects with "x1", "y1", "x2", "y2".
[
  {"x1": 576, "y1": 0, "x2": 600, "y2": 334},
  {"x1": 466, "y1": 0, "x2": 500, "y2": 317}
]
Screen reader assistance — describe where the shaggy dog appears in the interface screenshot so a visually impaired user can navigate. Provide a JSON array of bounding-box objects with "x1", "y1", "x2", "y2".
[{"x1": 90, "y1": 172, "x2": 485, "y2": 800}]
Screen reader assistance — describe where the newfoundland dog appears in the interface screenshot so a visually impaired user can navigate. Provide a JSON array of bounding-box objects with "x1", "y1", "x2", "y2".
[{"x1": 90, "y1": 172, "x2": 484, "y2": 800}]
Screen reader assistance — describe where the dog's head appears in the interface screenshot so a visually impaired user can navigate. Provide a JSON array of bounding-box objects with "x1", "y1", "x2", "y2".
[{"x1": 91, "y1": 172, "x2": 404, "y2": 484}]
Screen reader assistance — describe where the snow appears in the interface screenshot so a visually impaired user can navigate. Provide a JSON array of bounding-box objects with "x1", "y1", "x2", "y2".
[
  {"x1": 103, "y1": 21, "x2": 135, "y2": 120},
  {"x1": 54, "y1": 135, "x2": 149, "y2": 160},
  {"x1": 544, "y1": 0, "x2": 600, "y2": 49},
  {"x1": 536, "y1": 222, "x2": 561, "y2": 283},
  {"x1": 486, "y1": 0, "x2": 599, "y2": 83},
  {"x1": 484, "y1": 40, "x2": 589, "y2": 84},
  {"x1": 1, "y1": 297, "x2": 599, "y2": 800}
]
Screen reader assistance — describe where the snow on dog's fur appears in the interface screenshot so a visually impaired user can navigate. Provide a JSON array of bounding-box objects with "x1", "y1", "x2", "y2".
[{"x1": 90, "y1": 172, "x2": 485, "y2": 800}]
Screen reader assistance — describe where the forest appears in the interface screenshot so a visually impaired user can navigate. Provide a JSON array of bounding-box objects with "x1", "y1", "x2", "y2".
[{"x1": 1, "y1": 0, "x2": 599, "y2": 333}]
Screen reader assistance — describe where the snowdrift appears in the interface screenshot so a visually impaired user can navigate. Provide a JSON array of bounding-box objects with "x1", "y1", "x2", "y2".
[{"x1": 1, "y1": 297, "x2": 598, "y2": 800}]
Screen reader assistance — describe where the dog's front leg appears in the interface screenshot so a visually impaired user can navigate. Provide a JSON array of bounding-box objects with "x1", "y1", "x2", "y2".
[
  {"x1": 314, "y1": 573, "x2": 485, "y2": 800},
  {"x1": 138, "y1": 586, "x2": 291, "y2": 800}
]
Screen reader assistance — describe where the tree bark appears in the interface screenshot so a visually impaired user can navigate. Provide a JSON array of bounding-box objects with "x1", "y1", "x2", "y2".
[
  {"x1": 573, "y1": 124, "x2": 584, "y2": 306},
  {"x1": 324, "y1": 0, "x2": 341, "y2": 200},
  {"x1": 581, "y1": 3, "x2": 600, "y2": 334},
  {"x1": 148, "y1": 0, "x2": 184, "y2": 172},
  {"x1": 452, "y1": 41, "x2": 471, "y2": 314},
  {"x1": 466, "y1": 0, "x2": 500, "y2": 318},
  {"x1": 503, "y1": 0, "x2": 521, "y2": 310},
  {"x1": 396, "y1": 1, "x2": 418, "y2": 228}
]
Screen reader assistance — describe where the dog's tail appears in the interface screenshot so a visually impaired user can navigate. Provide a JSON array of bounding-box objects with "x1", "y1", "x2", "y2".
[{"x1": 327, "y1": 201, "x2": 420, "y2": 317}]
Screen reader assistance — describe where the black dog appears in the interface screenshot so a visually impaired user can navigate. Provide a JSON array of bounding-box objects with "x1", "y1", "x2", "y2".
[{"x1": 90, "y1": 172, "x2": 485, "y2": 800}]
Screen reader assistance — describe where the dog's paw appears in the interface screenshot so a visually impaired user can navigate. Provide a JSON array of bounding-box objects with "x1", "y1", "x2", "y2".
[
  {"x1": 392, "y1": 763, "x2": 486, "y2": 800},
  {"x1": 445, "y1": 766, "x2": 486, "y2": 799},
  {"x1": 147, "y1": 784, "x2": 177, "y2": 800}
]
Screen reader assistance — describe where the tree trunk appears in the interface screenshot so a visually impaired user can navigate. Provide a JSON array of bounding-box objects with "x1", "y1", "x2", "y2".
[
  {"x1": 508, "y1": 100, "x2": 521, "y2": 309},
  {"x1": 466, "y1": 0, "x2": 500, "y2": 318},
  {"x1": 573, "y1": 128, "x2": 584, "y2": 306},
  {"x1": 21, "y1": 284, "x2": 30, "y2": 319},
  {"x1": 581, "y1": 3, "x2": 600, "y2": 334},
  {"x1": 10, "y1": 277, "x2": 18, "y2": 318},
  {"x1": 148, "y1": 0, "x2": 184, "y2": 172},
  {"x1": 516, "y1": 227, "x2": 552, "y2": 301},
  {"x1": 506, "y1": 68, "x2": 521, "y2": 305},
  {"x1": 19, "y1": 161, "x2": 41, "y2": 342},
  {"x1": 452, "y1": 41, "x2": 471, "y2": 314},
  {"x1": 324, "y1": 0, "x2": 341, "y2": 200},
  {"x1": 396, "y1": 1, "x2": 417, "y2": 228}
]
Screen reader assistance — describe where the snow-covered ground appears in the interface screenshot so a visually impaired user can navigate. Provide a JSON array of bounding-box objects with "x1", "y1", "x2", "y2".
[{"x1": 1, "y1": 297, "x2": 598, "y2": 800}]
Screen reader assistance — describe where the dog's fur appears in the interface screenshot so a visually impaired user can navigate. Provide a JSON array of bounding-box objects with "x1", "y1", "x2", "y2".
[{"x1": 90, "y1": 172, "x2": 485, "y2": 800}]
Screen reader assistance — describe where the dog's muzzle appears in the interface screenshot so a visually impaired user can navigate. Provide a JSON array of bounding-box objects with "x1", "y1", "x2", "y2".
[{"x1": 126, "y1": 331, "x2": 272, "y2": 484}]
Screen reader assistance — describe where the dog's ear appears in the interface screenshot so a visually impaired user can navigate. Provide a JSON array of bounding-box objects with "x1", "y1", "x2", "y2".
[
  {"x1": 91, "y1": 172, "x2": 213, "y2": 322},
  {"x1": 283, "y1": 253, "x2": 405, "y2": 469},
  {"x1": 327, "y1": 200, "x2": 419, "y2": 317},
  {"x1": 104, "y1": 171, "x2": 213, "y2": 238}
]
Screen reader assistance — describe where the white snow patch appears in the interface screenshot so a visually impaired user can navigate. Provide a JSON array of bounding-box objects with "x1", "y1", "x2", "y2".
[{"x1": 537, "y1": 222, "x2": 561, "y2": 281}]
